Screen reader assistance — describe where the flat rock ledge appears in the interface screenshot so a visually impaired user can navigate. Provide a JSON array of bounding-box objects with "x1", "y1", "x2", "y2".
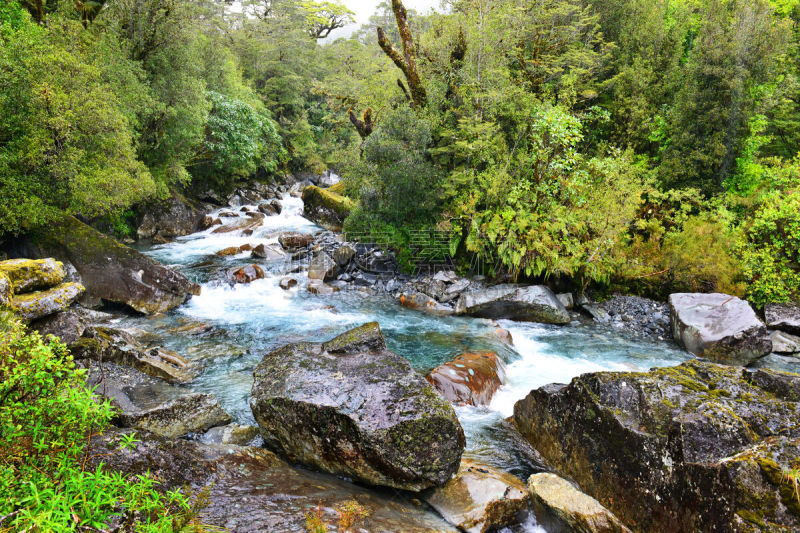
[
  {"x1": 456, "y1": 285, "x2": 570, "y2": 324},
  {"x1": 513, "y1": 359, "x2": 800, "y2": 532},
  {"x1": 250, "y1": 322, "x2": 465, "y2": 491}
]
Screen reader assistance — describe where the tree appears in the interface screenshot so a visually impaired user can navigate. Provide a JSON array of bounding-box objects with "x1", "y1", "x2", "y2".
[
  {"x1": 377, "y1": 0, "x2": 427, "y2": 108},
  {"x1": 301, "y1": 1, "x2": 354, "y2": 39}
]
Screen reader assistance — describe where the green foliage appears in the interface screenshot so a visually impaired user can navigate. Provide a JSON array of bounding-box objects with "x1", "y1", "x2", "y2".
[{"x1": 0, "y1": 312, "x2": 201, "y2": 531}]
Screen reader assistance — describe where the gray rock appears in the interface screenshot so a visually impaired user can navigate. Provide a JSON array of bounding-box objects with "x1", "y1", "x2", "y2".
[
  {"x1": 12, "y1": 282, "x2": 84, "y2": 321},
  {"x1": 557, "y1": 293, "x2": 574, "y2": 310},
  {"x1": 278, "y1": 231, "x2": 313, "y2": 251},
  {"x1": 582, "y1": 304, "x2": 610, "y2": 322},
  {"x1": 528, "y1": 473, "x2": 631, "y2": 533},
  {"x1": 332, "y1": 244, "x2": 356, "y2": 266},
  {"x1": 765, "y1": 303, "x2": 800, "y2": 334},
  {"x1": 199, "y1": 423, "x2": 261, "y2": 446},
  {"x1": 0, "y1": 272, "x2": 11, "y2": 306},
  {"x1": 136, "y1": 192, "x2": 211, "y2": 240},
  {"x1": 425, "y1": 459, "x2": 529, "y2": 533},
  {"x1": 433, "y1": 270, "x2": 458, "y2": 284},
  {"x1": 116, "y1": 393, "x2": 231, "y2": 438},
  {"x1": 31, "y1": 309, "x2": 86, "y2": 344},
  {"x1": 308, "y1": 252, "x2": 339, "y2": 281},
  {"x1": 307, "y1": 279, "x2": 338, "y2": 295},
  {"x1": 446, "y1": 278, "x2": 471, "y2": 295},
  {"x1": 399, "y1": 291, "x2": 454, "y2": 315},
  {"x1": 668, "y1": 293, "x2": 772, "y2": 365},
  {"x1": 771, "y1": 330, "x2": 800, "y2": 354},
  {"x1": 250, "y1": 322, "x2": 465, "y2": 491},
  {"x1": 456, "y1": 285, "x2": 570, "y2": 324},
  {"x1": 251, "y1": 243, "x2": 285, "y2": 260}
]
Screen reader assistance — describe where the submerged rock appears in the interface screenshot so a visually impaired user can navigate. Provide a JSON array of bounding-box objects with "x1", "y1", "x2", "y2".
[
  {"x1": 72, "y1": 326, "x2": 199, "y2": 383},
  {"x1": 425, "y1": 459, "x2": 530, "y2": 533},
  {"x1": 8, "y1": 216, "x2": 199, "y2": 314},
  {"x1": 211, "y1": 215, "x2": 263, "y2": 234},
  {"x1": 765, "y1": 303, "x2": 800, "y2": 335},
  {"x1": 116, "y1": 393, "x2": 231, "y2": 439},
  {"x1": 199, "y1": 424, "x2": 261, "y2": 446},
  {"x1": 669, "y1": 293, "x2": 772, "y2": 365},
  {"x1": 426, "y1": 352, "x2": 506, "y2": 406},
  {"x1": 301, "y1": 184, "x2": 354, "y2": 231},
  {"x1": 250, "y1": 322, "x2": 465, "y2": 491},
  {"x1": 528, "y1": 473, "x2": 630, "y2": 533},
  {"x1": 12, "y1": 282, "x2": 84, "y2": 321},
  {"x1": 456, "y1": 285, "x2": 570, "y2": 324},
  {"x1": 513, "y1": 359, "x2": 800, "y2": 532},
  {"x1": 0, "y1": 258, "x2": 65, "y2": 293},
  {"x1": 89, "y1": 429, "x2": 458, "y2": 532}
]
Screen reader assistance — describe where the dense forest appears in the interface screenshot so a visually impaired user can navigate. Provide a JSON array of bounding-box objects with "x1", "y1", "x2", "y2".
[{"x1": 2, "y1": 0, "x2": 800, "y2": 305}]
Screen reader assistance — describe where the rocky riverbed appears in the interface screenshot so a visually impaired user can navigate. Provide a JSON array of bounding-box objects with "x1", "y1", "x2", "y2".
[{"x1": 4, "y1": 179, "x2": 799, "y2": 532}]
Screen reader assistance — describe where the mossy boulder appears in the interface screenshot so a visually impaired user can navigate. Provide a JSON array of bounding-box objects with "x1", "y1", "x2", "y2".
[
  {"x1": 301, "y1": 185, "x2": 354, "y2": 231},
  {"x1": 513, "y1": 359, "x2": 800, "y2": 532},
  {"x1": 8, "y1": 216, "x2": 199, "y2": 314},
  {"x1": 0, "y1": 258, "x2": 65, "y2": 293},
  {"x1": 250, "y1": 322, "x2": 465, "y2": 491},
  {"x1": 11, "y1": 282, "x2": 84, "y2": 321},
  {"x1": 136, "y1": 190, "x2": 212, "y2": 240}
]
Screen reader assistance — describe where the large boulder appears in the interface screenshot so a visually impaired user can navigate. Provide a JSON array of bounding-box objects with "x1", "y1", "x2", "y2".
[
  {"x1": 456, "y1": 285, "x2": 570, "y2": 324},
  {"x1": 0, "y1": 258, "x2": 65, "y2": 293},
  {"x1": 71, "y1": 326, "x2": 199, "y2": 383},
  {"x1": 528, "y1": 473, "x2": 630, "y2": 533},
  {"x1": 11, "y1": 282, "x2": 84, "y2": 321},
  {"x1": 278, "y1": 231, "x2": 314, "y2": 251},
  {"x1": 136, "y1": 191, "x2": 211, "y2": 240},
  {"x1": 765, "y1": 303, "x2": 800, "y2": 335},
  {"x1": 513, "y1": 359, "x2": 800, "y2": 532},
  {"x1": 8, "y1": 216, "x2": 199, "y2": 314},
  {"x1": 772, "y1": 330, "x2": 800, "y2": 354},
  {"x1": 31, "y1": 309, "x2": 86, "y2": 344},
  {"x1": 424, "y1": 459, "x2": 529, "y2": 533},
  {"x1": 426, "y1": 352, "x2": 506, "y2": 406},
  {"x1": 301, "y1": 185, "x2": 354, "y2": 231},
  {"x1": 116, "y1": 393, "x2": 231, "y2": 438},
  {"x1": 88, "y1": 429, "x2": 458, "y2": 532},
  {"x1": 250, "y1": 322, "x2": 465, "y2": 491},
  {"x1": 669, "y1": 293, "x2": 772, "y2": 365}
]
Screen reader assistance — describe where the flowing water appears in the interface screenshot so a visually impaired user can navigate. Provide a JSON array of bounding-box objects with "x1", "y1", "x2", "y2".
[{"x1": 121, "y1": 194, "x2": 691, "y2": 531}]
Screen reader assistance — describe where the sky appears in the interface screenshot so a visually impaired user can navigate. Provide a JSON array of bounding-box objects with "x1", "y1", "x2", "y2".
[{"x1": 327, "y1": 0, "x2": 442, "y2": 39}]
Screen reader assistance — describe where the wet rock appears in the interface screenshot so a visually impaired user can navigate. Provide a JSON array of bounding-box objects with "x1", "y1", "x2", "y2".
[
  {"x1": 406, "y1": 277, "x2": 448, "y2": 302},
  {"x1": 425, "y1": 459, "x2": 530, "y2": 533},
  {"x1": 771, "y1": 330, "x2": 800, "y2": 354},
  {"x1": 250, "y1": 322, "x2": 465, "y2": 491},
  {"x1": 333, "y1": 243, "x2": 356, "y2": 266},
  {"x1": 199, "y1": 424, "x2": 261, "y2": 446},
  {"x1": 215, "y1": 244, "x2": 252, "y2": 256},
  {"x1": 527, "y1": 473, "x2": 630, "y2": 533},
  {"x1": 136, "y1": 192, "x2": 211, "y2": 240},
  {"x1": 31, "y1": 309, "x2": 86, "y2": 344},
  {"x1": 597, "y1": 296, "x2": 671, "y2": 341},
  {"x1": 0, "y1": 257, "x2": 66, "y2": 293},
  {"x1": 557, "y1": 293, "x2": 574, "y2": 310},
  {"x1": 400, "y1": 291, "x2": 454, "y2": 315},
  {"x1": 257, "y1": 200, "x2": 282, "y2": 216},
  {"x1": 433, "y1": 270, "x2": 458, "y2": 284},
  {"x1": 7, "y1": 216, "x2": 199, "y2": 314},
  {"x1": 307, "y1": 279, "x2": 337, "y2": 295},
  {"x1": 301, "y1": 184, "x2": 354, "y2": 231},
  {"x1": 494, "y1": 327, "x2": 513, "y2": 345},
  {"x1": 669, "y1": 293, "x2": 772, "y2": 365},
  {"x1": 88, "y1": 429, "x2": 458, "y2": 533},
  {"x1": 167, "y1": 320, "x2": 212, "y2": 336},
  {"x1": 71, "y1": 326, "x2": 199, "y2": 383},
  {"x1": 426, "y1": 352, "x2": 506, "y2": 406},
  {"x1": 116, "y1": 393, "x2": 231, "y2": 438},
  {"x1": 251, "y1": 243, "x2": 285, "y2": 260},
  {"x1": 12, "y1": 282, "x2": 85, "y2": 321},
  {"x1": 308, "y1": 252, "x2": 339, "y2": 281},
  {"x1": 765, "y1": 303, "x2": 800, "y2": 335},
  {"x1": 211, "y1": 215, "x2": 263, "y2": 234},
  {"x1": 230, "y1": 264, "x2": 265, "y2": 284},
  {"x1": 582, "y1": 304, "x2": 610, "y2": 322},
  {"x1": 279, "y1": 276, "x2": 298, "y2": 290},
  {"x1": 513, "y1": 359, "x2": 800, "y2": 532},
  {"x1": 278, "y1": 231, "x2": 313, "y2": 251},
  {"x1": 456, "y1": 285, "x2": 570, "y2": 324}
]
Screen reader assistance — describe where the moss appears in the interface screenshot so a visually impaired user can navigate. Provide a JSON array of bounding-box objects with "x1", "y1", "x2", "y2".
[
  {"x1": 757, "y1": 457, "x2": 800, "y2": 517},
  {"x1": 302, "y1": 185, "x2": 355, "y2": 216},
  {"x1": 0, "y1": 258, "x2": 66, "y2": 293}
]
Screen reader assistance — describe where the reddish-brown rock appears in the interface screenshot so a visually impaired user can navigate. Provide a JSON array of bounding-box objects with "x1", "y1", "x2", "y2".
[
  {"x1": 426, "y1": 352, "x2": 507, "y2": 406},
  {"x1": 230, "y1": 265, "x2": 265, "y2": 284}
]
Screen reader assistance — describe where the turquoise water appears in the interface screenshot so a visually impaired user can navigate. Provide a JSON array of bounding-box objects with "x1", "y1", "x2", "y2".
[{"x1": 122, "y1": 195, "x2": 692, "y2": 529}]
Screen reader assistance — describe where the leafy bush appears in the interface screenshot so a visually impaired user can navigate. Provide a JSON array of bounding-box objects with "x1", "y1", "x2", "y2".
[{"x1": 0, "y1": 312, "x2": 200, "y2": 531}]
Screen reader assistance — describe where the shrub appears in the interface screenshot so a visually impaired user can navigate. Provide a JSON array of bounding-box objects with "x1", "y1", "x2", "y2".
[{"x1": 0, "y1": 312, "x2": 200, "y2": 531}]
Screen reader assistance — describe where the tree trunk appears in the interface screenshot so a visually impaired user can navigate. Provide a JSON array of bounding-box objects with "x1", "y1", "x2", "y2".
[{"x1": 377, "y1": 0, "x2": 427, "y2": 108}]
